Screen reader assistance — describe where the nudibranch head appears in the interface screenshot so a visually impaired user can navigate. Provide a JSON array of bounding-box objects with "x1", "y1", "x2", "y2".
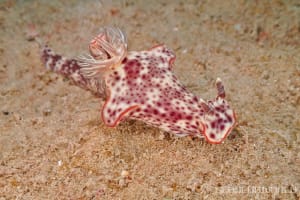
[
  {"x1": 78, "y1": 27, "x2": 128, "y2": 78},
  {"x1": 200, "y1": 78, "x2": 236, "y2": 144}
]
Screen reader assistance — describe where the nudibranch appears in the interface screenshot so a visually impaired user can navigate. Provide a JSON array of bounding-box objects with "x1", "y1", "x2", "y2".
[{"x1": 41, "y1": 27, "x2": 236, "y2": 144}]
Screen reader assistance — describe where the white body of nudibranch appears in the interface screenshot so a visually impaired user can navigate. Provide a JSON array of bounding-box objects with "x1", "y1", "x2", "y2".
[{"x1": 41, "y1": 27, "x2": 236, "y2": 144}]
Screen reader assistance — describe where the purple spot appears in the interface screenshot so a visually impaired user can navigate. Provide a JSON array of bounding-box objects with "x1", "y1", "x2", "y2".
[
  {"x1": 211, "y1": 121, "x2": 216, "y2": 129},
  {"x1": 153, "y1": 109, "x2": 159, "y2": 115},
  {"x1": 226, "y1": 114, "x2": 233, "y2": 123},
  {"x1": 220, "y1": 125, "x2": 225, "y2": 131},
  {"x1": 186, "y1": 115, "x2": 192, "y2": 120},
  {"x1": 121, "y1": 57, "x2": 128, "y2": 64}
]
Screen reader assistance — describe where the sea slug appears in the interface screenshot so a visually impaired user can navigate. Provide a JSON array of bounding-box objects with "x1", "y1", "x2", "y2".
[{"x1": 40, "y1": 27, "x2": 236, "y2": 144}]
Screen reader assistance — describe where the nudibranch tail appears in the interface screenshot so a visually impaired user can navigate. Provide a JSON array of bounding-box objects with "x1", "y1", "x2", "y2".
[
  {"x1": 201, "y1": 79, "x2": 236, "y2": 144},
  {"x1": 78, "y1": 27, "x2": 128, "y2": 79},
  {"x1": 41, "y1": 45, "x2": 106, "y2": 98}
]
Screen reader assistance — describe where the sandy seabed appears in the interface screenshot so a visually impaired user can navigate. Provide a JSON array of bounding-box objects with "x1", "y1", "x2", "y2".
[{"x1": 0, "y1": 0, "x2": 299, "y2": 199}]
